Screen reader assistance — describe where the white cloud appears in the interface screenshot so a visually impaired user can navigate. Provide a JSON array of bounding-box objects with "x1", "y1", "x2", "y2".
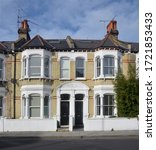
[{"x1": 0, "y1": 0, "x2": 138, "y2": 42}]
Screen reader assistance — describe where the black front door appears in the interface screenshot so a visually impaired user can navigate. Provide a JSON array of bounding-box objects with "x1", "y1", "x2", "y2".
[
  {"x1": 75, "y1": 101, "x2": 83, "y2": 127},
  {"x1": 61, "y1": 102, "x2": 69, "y2": 125}
]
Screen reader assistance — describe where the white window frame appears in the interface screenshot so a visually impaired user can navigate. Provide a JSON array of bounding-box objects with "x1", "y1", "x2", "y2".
[
  {"x1": 95, "y1": 94, "x2": 101, "y2": 116},
  {"x1": 103, "y1": 94, "x2": 115, "y2": 117},
  {"x1": 44, "y1": 95, "x2": 50, "y2": 118},
  {"x1": 95, "y1": 57, "x2": 101, "y2": 78},
  {"x1": 75, "y1": 57, "x2": 85, "y2": 79},
  {"x1": 103, "y1": 55, "x2": 115, "y2": 77},
  {"x1": 29, "y1": 94, "x2": 41, "y2": 118},
  {"x1": 44, "y1": 56, "x2": 50, "y2": 78},
  {"x1": 29, "y1": 54, "x2": 41, "y2": 77},
  {"x1": 60, "y1": 57, "x2": 70, "y2": 79}
]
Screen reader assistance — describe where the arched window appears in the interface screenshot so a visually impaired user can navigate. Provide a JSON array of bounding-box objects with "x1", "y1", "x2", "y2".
[
  {"x1": 29, "y1": 55, "x2": 41, "y2": 76},
  {"x1": 0, "y1": 96, "x2": 3, "y2": 116},
  {"x1": 96, "y1": 95, "x2": 101, "y2": 116},
  {"x1": 103, "y1": 55, "x2": 114, "y2": 77},
  {"x1": 29, "y1": 94, "x2": 40, "y2": 117},
  {"x1": 0, "y1": 58, "x2": 3, "y2": 80},
  {"x1": 44, "y1": 95, "x2": 49, "y2": 118},
  {"x1": 44, "y1": 56, "x2": 49, "y2": 77},
  {"x1": 60, "y1": 57, "x2": 70, "y2": 79},
  {"x1": 103, "y1": 94, "x2": 114, "y2": 116},
  {"x1": 76, "y1": 57, "x2": 85, "y2": 78},
  {"x1": 96, "y1": 57, "x2": 101, "y2": 77}
]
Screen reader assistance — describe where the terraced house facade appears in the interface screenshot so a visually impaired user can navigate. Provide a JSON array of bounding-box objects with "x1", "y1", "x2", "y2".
[{"x1": 0, "y1": 20, "x2": 139, "y2": 131}]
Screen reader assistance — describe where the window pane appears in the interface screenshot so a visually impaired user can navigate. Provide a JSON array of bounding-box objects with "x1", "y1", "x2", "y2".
[
  {"x1": 75, "y1": 94, "x2": 84, "y2": 100},
  {"x1": 103, "y1": 106, "x2": 108, "y2": 115},
  {"x1": 103, "y1": 56, "x2": 114, "y2": 76},
  {"x1": 30, "y1": 56, "x2": 41, "y2": 66},
  {"x1": 0, "y1": 70, "x2": 2, "y2": 79},
  {"x1": 61, "y1": 58, "x2": 69, "y2": 69},
  {"x1": 60, "y1": 58, "x2": 69, "y2": 78},
  {"x1": 29, "y1": 95, "x2": 40, "y2": 106},
  {"x1": 44, "y1": 107, "x2": 49, "y2": 118},
  {"x1": 109, "y1": 106, "x2": 113, "y2": 115},
  {"x1": 30, "y1": 68, "x2": 41, "y2": 76},
  {"x1": 96, "y1": 106, "x2": 100, "y2": 115},
  {"x1": 96, "y1": 57, "x2": 101, "y2": 77},
  {"x1": 76, "y1": 69, "x2": 84, "y2": 77},
  {"x1": 61, "y1": 94, "x2": 70, "y2": 100},
  {"x1": 0, "y1": 109, "x2": 2, "y2": 116},
  {"x1": 103, "y1": 96, "x2": 108, "y2": 105},
  {"x1": 44, "y1": 96, "x2": 49, "y2": 118},
  {"x1": 96, "y1": 95, "x2": 100, "y2": 105},
  {"x1": 0, "y1": 97, "x2": 2, "y2": 107},
  {"x1": 0, "y1": 59, "x2": 3, "y2": 69},
  {"x1": 76, "y1": 58, "x2": 84, "y2": 68},
  {"x1": 30, "y1": 108, "x2": 40, "y2": 117},
  {"x1": 0, "y1": 59, "x2": 3, "y2": 79},
  {"x1": 44, "y1": 57, "x2": 49, "y2": 77},
  {"x1": 61, "y1": 69, "x2": 69, "y2": 78},
  {"x1": 76, "y1": 58, "x2": 84, "y2": 78}
]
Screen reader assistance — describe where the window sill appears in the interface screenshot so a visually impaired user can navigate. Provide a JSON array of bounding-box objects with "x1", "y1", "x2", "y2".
[
  {"x1": 75, "y1": 78, "x2": 86, "y2": 81},
  {"x1": 20, "y1": 76, "x2": 52, "y2": 80},
  {"x1": 59, "y1": 78, "x2": 71, "y2": 81},
  {"x1": 93, "y1": 76, "x2": 115, "y2": 80}
]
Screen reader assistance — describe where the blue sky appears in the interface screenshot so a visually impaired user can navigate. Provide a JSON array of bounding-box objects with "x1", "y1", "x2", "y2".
[{"x1": 0, "y1": 0, "x2": 138, "y2": 42}]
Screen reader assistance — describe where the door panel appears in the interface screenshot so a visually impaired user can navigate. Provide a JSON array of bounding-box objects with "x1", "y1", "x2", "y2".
[
  {"x1": 61, "y1": 102, "x2": 69, "y2": 125},
  {"x1": 75, "y1": 101, "x2": 83, "y2": 126}
]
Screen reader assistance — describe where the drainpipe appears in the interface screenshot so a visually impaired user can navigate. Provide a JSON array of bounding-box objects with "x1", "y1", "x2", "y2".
[
  {"x1": 13, "y1": 52, "x2": 16, "y2": 119},
  {"x1": 11, "y1": 44, "x2": 16, "y2": 119}
]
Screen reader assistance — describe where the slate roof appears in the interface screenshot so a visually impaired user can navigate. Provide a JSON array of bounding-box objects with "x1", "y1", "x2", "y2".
[
  {"x1": 20, "y1": 35, "x2": 55, "y2": 50},
  {"x1": 0, "y1": 34, "x2": 139, "y2": 53},
  {"x1": 0, "y1": 42, "x2": 8, "y2": 54}
]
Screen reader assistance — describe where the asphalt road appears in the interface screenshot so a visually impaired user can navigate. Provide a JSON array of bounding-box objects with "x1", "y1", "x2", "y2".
[{"x1": 0, "y1": 136, "x2": 139, "y2": 150}]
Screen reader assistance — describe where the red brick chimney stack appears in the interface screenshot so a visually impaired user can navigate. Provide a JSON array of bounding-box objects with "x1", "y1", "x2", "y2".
[
  {"x1": 106, "y1": 20, "x2": 119, "y2": 38},
  {"x1": 18, "y1": 20, "x2": 31, "y2": 40}
]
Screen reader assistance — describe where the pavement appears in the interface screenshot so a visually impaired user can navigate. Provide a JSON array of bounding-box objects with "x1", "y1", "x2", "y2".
[{"x1": 0, "y1": 130, "x2": 139, "y2": 138}]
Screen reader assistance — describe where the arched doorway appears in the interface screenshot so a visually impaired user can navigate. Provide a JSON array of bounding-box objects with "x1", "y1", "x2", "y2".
[{"x1": 57, "y1": 81, "x2": 89, "y2": 130}]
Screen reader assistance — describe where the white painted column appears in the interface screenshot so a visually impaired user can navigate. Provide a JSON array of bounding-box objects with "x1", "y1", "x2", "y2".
[
  {"x1": 100, "y1": 57, "x2": 104, "y2": 78},
  {"x1": 69, "y1": 91, "x2": 74, "y2": 131},
  {"x1": 41, "y1": 57, "x2": 44, "y2": 78},
  {"x1": 56, "y1": 90, "x2": 60, "y2": 123},
  {"x1": 100, "y1": 94, "x2": 103, "y2": 117},
  {"x1": 83, "y1": 92, "x2": 88, "y2": 128},
  {"x1": 40, "y1": 95, "x2": 44, "y2": 119},
  {"x1": 25, "y1": 95, "x2": 29, "y2": 119},
  {"x1": 26, "y1": 57, "x2": 29, "y2": 77},
  {"x1": 49, "y1": 95, "x2": 52, "y2": 118}
]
